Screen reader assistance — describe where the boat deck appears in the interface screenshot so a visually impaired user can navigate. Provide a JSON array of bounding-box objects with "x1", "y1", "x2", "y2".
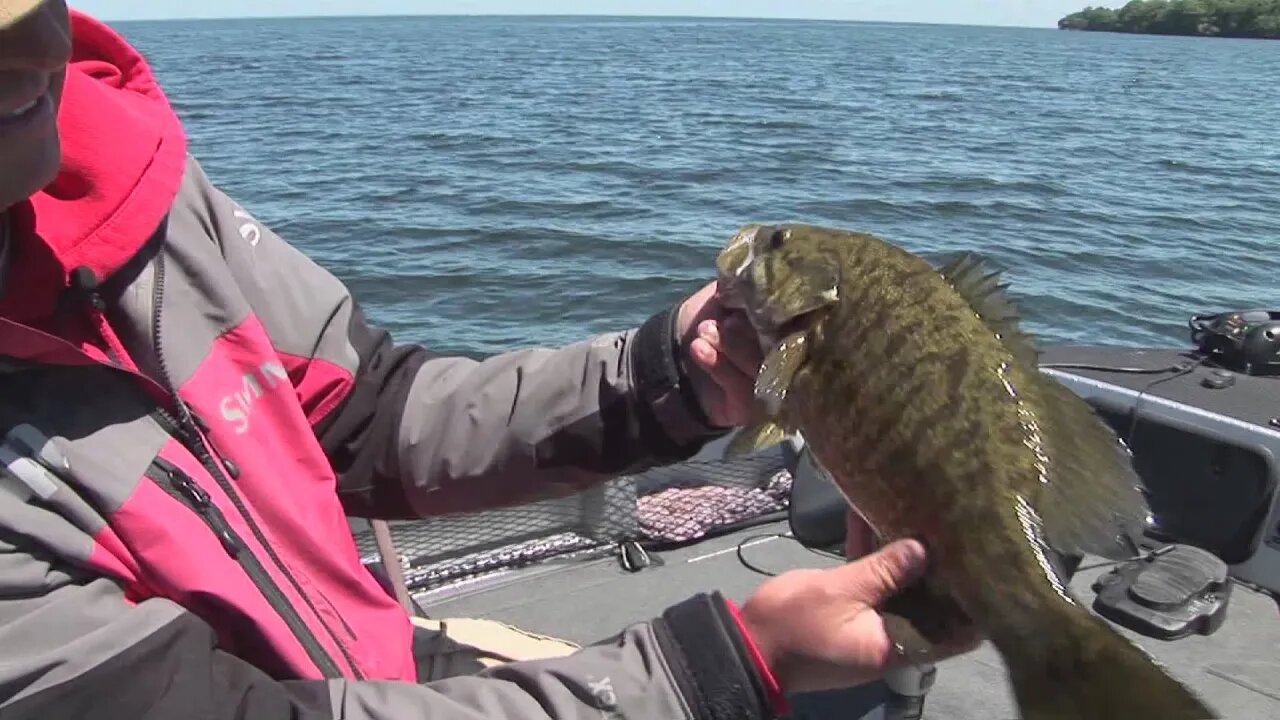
[
  {"x1": 371, "y1": 344, "x2": 1280, "y2": 719},
  {"x1": 413, "y1": 519, "x2": 1280, "y2": 720}
]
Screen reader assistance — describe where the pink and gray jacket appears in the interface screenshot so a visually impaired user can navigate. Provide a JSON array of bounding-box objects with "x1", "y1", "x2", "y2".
[{"x1": 0, "y1": 11, "x2": 788, "y2": 720}]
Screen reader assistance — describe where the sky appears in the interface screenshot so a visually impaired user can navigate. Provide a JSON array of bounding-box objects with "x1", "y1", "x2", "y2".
[{"x1": 70, "y1": 1, "x2": 1098, "y2": 28}]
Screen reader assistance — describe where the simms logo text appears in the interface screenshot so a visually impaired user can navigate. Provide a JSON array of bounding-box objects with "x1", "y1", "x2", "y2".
[{"x1": 220, "y1": 361, "x2": 289, "y2": 434}]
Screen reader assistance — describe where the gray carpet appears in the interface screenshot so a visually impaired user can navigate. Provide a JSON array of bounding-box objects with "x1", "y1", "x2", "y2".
[{"x1": 416, "y1": 521, "x2": 1280, "y2": 720}]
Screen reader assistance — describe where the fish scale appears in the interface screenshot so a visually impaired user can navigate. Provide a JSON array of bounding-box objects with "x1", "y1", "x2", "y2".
[{"x1": 717, "y1": 222, "x2": 1216, "y2": 720}]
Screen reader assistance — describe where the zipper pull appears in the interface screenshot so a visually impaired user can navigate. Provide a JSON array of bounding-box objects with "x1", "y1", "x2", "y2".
[
  {"x1": 210, "y1": 525, "x2": 243, "y2": 555},
  {"x1": 163, "y1": 466, "x2": 242, "y2": 556},
  {"x1": 182, "y1": 407, "x2": 241, "y2": 480},
  {"x1": 167, "y1": 468, "x2": 211, "y2": 506}
]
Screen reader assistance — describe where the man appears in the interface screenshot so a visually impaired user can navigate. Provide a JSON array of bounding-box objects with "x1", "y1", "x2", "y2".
[{"x1": 0, "y1": 2, "x2": 971, "y2": 718}]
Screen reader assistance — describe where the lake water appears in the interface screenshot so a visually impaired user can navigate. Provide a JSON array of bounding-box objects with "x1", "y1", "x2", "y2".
[{"x1": 114, "y1": 15, "x2": 1280, "y2": 356}]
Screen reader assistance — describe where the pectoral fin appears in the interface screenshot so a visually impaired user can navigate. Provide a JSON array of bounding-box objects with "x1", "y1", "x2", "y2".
[
  {"x1": 756, "y1": 331, "x2": 809, "y2": 417},
  {"x1": 724, "y1": 330, "x2": 811, "y2": 459}
]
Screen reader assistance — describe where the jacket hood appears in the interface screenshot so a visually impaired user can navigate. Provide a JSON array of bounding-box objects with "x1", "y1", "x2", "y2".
[{"x1": 1, "y1": 9, "x2": 188, "y2": 324}]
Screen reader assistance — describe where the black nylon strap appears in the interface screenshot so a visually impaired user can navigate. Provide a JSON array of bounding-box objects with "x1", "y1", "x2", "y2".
[
  {"x1": 656, "y1": 593, "x2": 772, "y2": 720},
  {"x1": 632, "y1": 307, "x2": 684, "y2": 404},
  {"x1": 633, "y1": 305, "x2": 718, "y2": 430}
]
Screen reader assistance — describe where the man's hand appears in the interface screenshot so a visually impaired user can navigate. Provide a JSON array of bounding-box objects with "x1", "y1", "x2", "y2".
[
  {"x1": 676, "y1": 280, "x2": 764, "y2": 428},
  {"x1": 736, "y1": 539, "x2": 976, "y2": 696}
]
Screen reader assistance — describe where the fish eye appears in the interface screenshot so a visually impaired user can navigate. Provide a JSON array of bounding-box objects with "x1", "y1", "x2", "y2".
[{"x1": 768, "y1": 228, "x2": 787, "y2": 250}]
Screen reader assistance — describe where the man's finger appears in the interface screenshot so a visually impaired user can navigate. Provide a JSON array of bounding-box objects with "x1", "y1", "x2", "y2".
[
  {"x1": 688, "y1": 337, "x2": 756, "y2": 426},
  {"x1": 834, "y1": 539, "x2": 929, "y2": 607},
  {"x1": 687, "y1": 338, "x2": 726, "y2": 414},
  {"x1": 711, "y1": 363, "x2": 758, "y2": 426},
  {"x1": 676, "y1": 282, "x2": 720, "y2": 340},
  {"x1": 714, "y1": 312, "x2": 765, "y2": 377}
]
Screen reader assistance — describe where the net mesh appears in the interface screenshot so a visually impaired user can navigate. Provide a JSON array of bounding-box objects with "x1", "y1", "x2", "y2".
[
  {"x1": 637, "y1": 470, "x2": 792, "y2": 544},
  {"x1": 352, "y1": 446, "x2": 792, "y2": 594}
]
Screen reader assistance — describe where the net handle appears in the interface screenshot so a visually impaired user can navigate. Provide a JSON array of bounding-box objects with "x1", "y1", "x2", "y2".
[{"x1": 372, "y1": 519, "x2": 416, "y2": 615}]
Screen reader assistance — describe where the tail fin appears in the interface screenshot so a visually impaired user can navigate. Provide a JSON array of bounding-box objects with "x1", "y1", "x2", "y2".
[{"x1": 1004, "y1": 610, "x2": 1216, "y2": 720}]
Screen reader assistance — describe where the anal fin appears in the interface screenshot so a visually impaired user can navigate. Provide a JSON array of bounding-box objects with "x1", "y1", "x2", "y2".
[{"x1": 880, "y1": 581, "x2": 978, "y2": 665}]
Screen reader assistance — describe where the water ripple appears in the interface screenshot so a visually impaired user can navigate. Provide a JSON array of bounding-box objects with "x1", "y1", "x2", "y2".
[{"x1": 118, "y1": 16, "x2": 1280, "y2": 356}]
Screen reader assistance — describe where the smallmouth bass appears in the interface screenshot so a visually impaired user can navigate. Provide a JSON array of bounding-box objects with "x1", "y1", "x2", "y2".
[{"x1": 717, "y1": 223, "x2": 1215, "y2": 720}]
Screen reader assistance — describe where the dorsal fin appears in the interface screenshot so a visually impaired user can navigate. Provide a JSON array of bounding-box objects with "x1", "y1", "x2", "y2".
[{"x1": 936, "y1": 252, "x2": 1039, "y2": 367}]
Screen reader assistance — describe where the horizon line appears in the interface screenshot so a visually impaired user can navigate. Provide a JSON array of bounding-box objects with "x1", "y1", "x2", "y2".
[{"x1": 103, "y1": 12, "x2": 1058, "y2": 30}]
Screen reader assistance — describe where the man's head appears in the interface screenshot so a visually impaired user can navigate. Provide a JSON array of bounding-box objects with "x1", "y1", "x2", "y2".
[{"x1": 0, "y1": 0, "x2": 71, "y2": 211}]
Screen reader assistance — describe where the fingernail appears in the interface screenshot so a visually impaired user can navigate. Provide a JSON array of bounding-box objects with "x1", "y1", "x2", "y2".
[
  {"x1": 894, "y1": 539, "x2": 928, "y2": 573},
  {"x1": 699, "y1": 320, "x2": 720, "y2": 343},
  {"x1": 693, "y1": 339, "x2": 717, "y2": 365}
]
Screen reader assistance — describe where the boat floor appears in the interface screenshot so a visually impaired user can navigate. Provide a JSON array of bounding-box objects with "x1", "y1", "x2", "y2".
[{"x1": 414, "y1": 520, "x2": 1280, "y2": 720}]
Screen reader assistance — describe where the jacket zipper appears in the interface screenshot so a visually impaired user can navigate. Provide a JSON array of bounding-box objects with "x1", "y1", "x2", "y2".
[
  {"x1": 146, "y1": 458, "x2": 242, "y2": 556},
  {"x1": 144, "y1": 458, "x2": 346, "y2": 672},
  {"x1": 148, "y1": 249, "x2": 363, "y2": 680}
]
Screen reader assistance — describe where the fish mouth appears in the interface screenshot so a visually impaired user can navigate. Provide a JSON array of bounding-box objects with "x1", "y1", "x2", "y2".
[
  {"x1": 773, "y1": 308, "x2": 820, "y2": 339},
  {"x1": 714, "y1": 225, "x2": 759, "y2": 312},
  {"x1": 715, "y1": 226, "x2": 758, "y2": 283},
  {"x1": 720, "y1": 280, "x2": 819, "y2": 349}
]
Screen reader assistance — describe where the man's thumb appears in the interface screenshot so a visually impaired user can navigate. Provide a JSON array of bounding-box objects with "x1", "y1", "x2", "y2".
[{"x1": 842, "y1": 538, "x2": 929, "y2": 605}]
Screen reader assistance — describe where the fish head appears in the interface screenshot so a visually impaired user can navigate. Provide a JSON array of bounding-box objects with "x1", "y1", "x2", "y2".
[{"x1": 715, "y1": 223, "x2": 843, "y2": 345}]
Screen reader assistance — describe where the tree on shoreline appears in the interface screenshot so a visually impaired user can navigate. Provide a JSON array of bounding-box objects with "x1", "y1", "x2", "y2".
[{"x1": 1059, "y1": 0, "x2": 1280, "y2": 38}]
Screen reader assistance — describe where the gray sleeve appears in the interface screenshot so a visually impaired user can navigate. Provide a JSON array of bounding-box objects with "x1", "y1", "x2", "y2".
[
  {"x1": 329, "y1": 593, "x2": 778, "y2": 720},
  {"x1": 0, "y1": 527, "x2": 773, "y2": 720},
  {"x1": 334, "y1": 625, "x2": 693, "y2": 720},
  {"x1": 329, "y1": 316, "x2": 729, "y2": 518},
  {"x1": 185, "y1": 157, "x2": 729, "y2": 519}
]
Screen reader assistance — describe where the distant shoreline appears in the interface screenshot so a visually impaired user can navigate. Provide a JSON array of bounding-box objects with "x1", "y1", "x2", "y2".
[
  {"x1": 103, "y1": 13, "x2": 1046, "y2": 30},
  {"x1": 1058, "y1": 1, "x2": 1280, "y2": 40}
]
